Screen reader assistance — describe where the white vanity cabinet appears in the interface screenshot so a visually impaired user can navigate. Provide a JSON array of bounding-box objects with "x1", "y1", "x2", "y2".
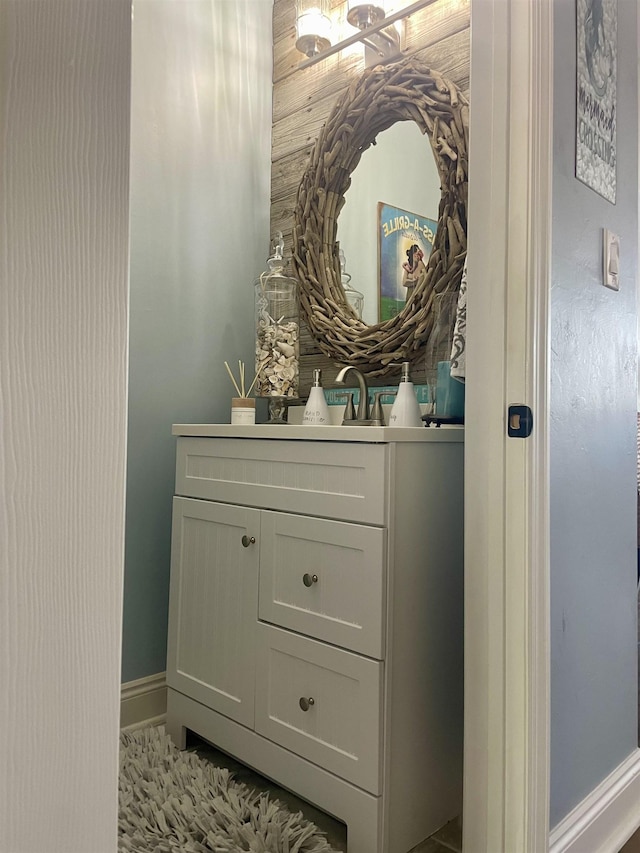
[{"x1": 166, "y1": 425, "x2": 464, "y2": 853}]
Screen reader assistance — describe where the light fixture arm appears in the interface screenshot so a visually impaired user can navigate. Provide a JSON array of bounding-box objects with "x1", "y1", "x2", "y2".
[{"x1": 360, "y1": 28, "x2": 400, "y2": 63}]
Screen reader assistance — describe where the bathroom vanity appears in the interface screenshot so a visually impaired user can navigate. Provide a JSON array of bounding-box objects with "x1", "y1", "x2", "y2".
[{"x1": 165, "y1": 424, "x2": 464, "y2": 853}]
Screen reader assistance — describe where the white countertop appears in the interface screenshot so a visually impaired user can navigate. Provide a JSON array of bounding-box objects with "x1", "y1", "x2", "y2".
[{"x1": 172, "y1": 423, "x2": 464, "y2": 443}]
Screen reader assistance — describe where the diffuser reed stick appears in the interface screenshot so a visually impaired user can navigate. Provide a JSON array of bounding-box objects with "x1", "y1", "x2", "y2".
[
  {"x1": 224, "y1": 360, "x2": 260, "y2": 399},
  {"x1": 224, "y1": 361, "x2": 242, "y2": 397},
  {"x1": 245, "y1": 369, "x2": 261, "y2": 398}
]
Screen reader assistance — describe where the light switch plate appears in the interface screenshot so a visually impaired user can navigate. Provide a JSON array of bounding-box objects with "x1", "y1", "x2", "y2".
[{"x1": 603, "y1": 228, "x2": 620, "y2": 291}]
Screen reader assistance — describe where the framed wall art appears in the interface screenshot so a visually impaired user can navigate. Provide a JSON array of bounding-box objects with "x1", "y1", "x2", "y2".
[
  {"x1": 378, "y1": 202, "x2": 437, "y2": 321},
  {"x1": 576, "y1": 0, "x2": 617, "y2": 203}
]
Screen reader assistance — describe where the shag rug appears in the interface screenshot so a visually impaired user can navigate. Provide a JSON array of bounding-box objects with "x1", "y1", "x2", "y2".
[{"x1": 118, "y1": 726, "x2": 337, "y2": 853}]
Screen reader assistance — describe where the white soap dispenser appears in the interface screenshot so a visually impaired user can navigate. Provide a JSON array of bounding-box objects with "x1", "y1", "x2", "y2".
[
  {"x1": 303, "y1": 369, "x2": 331, "y2": 425},
  {"x1": 389, "y1": 362, "x2": 423, "y2": 427}
]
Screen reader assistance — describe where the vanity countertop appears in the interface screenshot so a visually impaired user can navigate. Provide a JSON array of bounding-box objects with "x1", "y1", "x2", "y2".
[{"x1": 172, "y1": 423, "x2": 464, "y2": 443}]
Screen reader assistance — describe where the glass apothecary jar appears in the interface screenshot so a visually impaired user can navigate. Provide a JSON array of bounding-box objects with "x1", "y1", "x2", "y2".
[
  {"x1": 339, "y1": 249, "x2": 364, "y2": 320},
  {"x1": 254, "y1": 233, "x2": 300, "y2": 419}
]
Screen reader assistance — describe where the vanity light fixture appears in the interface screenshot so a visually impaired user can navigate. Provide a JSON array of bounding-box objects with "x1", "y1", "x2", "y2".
[
  {"x1": 295, "y1": 0, "x2": 332, "y2": 58},
  {"x1": 290, "y1": 0, "x2": 437, "y2": 74}
]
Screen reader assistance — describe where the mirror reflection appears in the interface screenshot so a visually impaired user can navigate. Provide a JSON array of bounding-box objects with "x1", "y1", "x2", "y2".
[{"x1": 337, "y1": 121, "x2": 442, "y2": 325}]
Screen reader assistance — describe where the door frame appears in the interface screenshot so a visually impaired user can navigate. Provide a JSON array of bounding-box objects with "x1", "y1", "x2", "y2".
[{"x1": 464, "y1": 0, "x2": 553, "y2": 849}]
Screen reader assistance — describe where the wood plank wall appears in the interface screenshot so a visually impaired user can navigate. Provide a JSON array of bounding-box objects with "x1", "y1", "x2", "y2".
[{"x1": 271, "y1": 0, "x2": 470, "y2": 396}]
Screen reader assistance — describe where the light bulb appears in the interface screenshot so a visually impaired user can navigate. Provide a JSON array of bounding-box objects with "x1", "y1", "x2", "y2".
[
  {"x1": 295, "y1": 0, "x2": 331, "y2": 57},
  {"x1": 346, "y1": 0, "x2": 386, "y2": 30}
]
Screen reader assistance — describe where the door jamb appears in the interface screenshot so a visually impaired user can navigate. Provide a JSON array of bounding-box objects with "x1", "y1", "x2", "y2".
[{"x1": 464, "y1": 0, "x2": 552, "y2": 849}]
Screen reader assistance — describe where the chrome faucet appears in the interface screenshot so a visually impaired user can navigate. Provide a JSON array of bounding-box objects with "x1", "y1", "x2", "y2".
[{"x1": 335, "y1": 365, "x2": 385, "y2": 426}]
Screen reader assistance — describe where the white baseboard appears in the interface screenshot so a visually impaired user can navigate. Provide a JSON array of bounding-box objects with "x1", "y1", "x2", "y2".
[
  {"x1": 120, "y1": 672, "x2": 167, "y2": 731},
  {"x1": 550, "y1": 749, "x2": 640, "y2": 853}
]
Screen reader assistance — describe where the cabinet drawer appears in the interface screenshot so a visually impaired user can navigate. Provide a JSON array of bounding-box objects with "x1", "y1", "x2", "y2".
[
  {"x1": 254, "y1": 623, "x2": 382, "y2": 794},
  {"x1": 175, "y1": 437, "x2": 388, "y2": 525},
  {"x1": 258, "y1": 512, "x2": 386, "y2": 658}
]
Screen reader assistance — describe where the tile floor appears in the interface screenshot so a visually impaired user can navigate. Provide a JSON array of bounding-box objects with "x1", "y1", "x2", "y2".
[
  {"x1": 188, "y1": 731, "x2": 462, "y2": 853},
  {"x1": 621, "y1": 828, "x2": 640, "y2": 853}
]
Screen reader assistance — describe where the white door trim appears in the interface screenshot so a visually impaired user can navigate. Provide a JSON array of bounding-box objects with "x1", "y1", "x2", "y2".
[
  {"x1": 464, "y1": 1, "x2": 552, "y2": 850},
  {"x1": 549, "y1": 749, "x2": 640, "y2": 853},
  {"x1": 120, "y1": 672, "x2": 167, "y2": 730}
]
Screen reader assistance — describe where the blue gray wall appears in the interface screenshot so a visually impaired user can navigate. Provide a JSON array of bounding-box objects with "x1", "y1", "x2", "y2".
[
  {"x1": 550, "y1": 0, "x2": 638, "y2": 827},
  {"x1": 122, "y1": 0, "x2": 273, "y2": 683}
]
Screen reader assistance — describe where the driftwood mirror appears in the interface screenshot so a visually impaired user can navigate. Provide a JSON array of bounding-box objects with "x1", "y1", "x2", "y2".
[{"x1": 292, "y1": 58, "x2": 469, "y2": 376}]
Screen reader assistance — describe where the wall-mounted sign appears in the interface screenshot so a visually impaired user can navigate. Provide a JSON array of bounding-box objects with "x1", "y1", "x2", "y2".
[{"x1": 576, "y1": 0, "x2": 617, "y2": 203}]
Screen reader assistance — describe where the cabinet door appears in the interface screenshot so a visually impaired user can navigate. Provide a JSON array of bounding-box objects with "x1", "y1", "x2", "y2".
[{"x1": 167, "y1": 497, "x2": 259, "y2": 728}]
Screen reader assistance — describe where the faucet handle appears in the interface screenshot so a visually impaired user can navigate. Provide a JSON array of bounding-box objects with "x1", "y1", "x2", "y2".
[
  {"x1": 371, "y1": 392, "x2": 386, "y2": 426},
  {"x1": 342, "y1": 392, "x2": 356, "y2": 423}
]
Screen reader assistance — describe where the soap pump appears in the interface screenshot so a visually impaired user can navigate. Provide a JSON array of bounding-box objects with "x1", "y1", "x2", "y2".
[
  {"x1": 302, "y1": 369, "x2": 331, "y2": 425},
  {"x1": 389, "y1": 362, "x2": 423, "y2": 427}
]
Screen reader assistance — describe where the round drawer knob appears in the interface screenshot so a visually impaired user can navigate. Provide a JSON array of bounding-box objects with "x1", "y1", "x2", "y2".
[
  {"x1": 299, "y1": 696, "x2": 315, "y2": 712},
  {"x1": 241, "y1": 535, "x2": 256, "y2": 548},
  {"x1": 302, "y1": 573, "x2": 318, "y2": 587}
]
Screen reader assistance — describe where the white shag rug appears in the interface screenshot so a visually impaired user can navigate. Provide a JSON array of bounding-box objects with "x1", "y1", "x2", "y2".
[{"x1": 119, "y1": 726, "x2": 338, "y2": 853}]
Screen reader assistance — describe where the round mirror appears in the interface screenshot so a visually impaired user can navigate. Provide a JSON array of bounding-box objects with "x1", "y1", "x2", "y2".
[{"x1": 292, "y1": 58, "x2": 468, "y2": 376}]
